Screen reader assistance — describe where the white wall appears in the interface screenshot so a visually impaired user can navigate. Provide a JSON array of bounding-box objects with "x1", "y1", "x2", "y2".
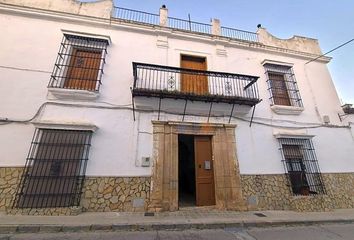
[
  {"x1": 0, "y1": 6, "x2": 353, "y2": 177},
  {"x1": 235, "y1": 121, "x2": 354, "y2": 174}
]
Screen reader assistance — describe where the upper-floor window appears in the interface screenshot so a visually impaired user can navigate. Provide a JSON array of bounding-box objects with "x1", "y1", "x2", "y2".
[
  {"x1": 264, "y1": 64, "x2": 303, "y2": 107},
  {"x1": 278, "y1": 138, "x2": 325, "y2": 196},
  {"x1": 48, "y1": 34, "x2": 109, "y2": 92}
]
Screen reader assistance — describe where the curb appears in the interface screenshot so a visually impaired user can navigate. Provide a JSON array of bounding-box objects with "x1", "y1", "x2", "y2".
[{"x1": 0, "y1": 219, "x2": 353, "y2": 234}]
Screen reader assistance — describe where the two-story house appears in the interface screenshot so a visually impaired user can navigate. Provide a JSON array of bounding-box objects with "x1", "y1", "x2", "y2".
[{"x1": 0, "y1": 0, "x2": 353, "y2": 215}]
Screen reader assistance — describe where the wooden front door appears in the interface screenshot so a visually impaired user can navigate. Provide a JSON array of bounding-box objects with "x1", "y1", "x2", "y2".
[
  {"x1": 64, "y1": 49, "x2": 102, "y2": 91},
  {"x1": 181, "y1": 55, "x2": 208, "y2": 95},
  {"x1": 194, "y1": 136, "x2": 215, "y2": 206}
]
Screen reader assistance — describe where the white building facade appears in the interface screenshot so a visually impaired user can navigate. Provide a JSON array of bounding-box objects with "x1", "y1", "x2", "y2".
[{"x1": 0, "y1": 0, "x2": 353, "y2": 215}]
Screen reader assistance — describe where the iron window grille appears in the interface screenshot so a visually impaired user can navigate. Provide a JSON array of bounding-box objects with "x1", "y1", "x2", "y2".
[
  {"x1": 278, "y1": 138, "x2": 325, "y2": 196},
  {"x1": 48, "y1": 34, "x2": 109, "y2": 92},
  {"x1": 264, "y1": 64, "x2": 303, "y2": 107},
  {"x1": 14, "y1": 129, "x2": 93, "y2": 209}
]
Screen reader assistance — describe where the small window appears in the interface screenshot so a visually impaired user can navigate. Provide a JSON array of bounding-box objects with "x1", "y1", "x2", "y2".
[
  {"x1": 14, "y1": 129, "x2": 93, "y2": 208},
  {"x1": 264, "y1": 64, "x2": 303, "y2": 107},
  {"x1": 278, "y1": 138, "x2": 325, "y2": 196},
  {"x1": 48, "y1": 34, "x2": 109, "y2": 92}
]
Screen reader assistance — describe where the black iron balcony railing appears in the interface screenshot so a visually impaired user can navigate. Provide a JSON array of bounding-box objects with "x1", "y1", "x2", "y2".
[
  {"x1": 168, "y1": 17, "x2": 211, "y2": 34},
  {"x1": 112, "y1": 7, "x2": 159, "y2": 25},
  {"x1": 112, "y1": 7, "x2": 259, "y2": 43},
  {"x1": 132, "y1": 62, "x2": 260, "y2": 106},
  {"x1": 221, "y1": 27, "x2": 258, "y2": 42}
]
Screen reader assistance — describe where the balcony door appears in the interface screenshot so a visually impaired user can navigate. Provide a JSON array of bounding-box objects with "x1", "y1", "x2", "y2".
[{"x1": 180, "y1": 55, "x2": 208, "y2": 95}]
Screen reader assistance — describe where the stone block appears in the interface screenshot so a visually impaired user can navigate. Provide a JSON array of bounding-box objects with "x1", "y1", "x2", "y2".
[
  {"x1": 62, "y1": 225, "x2": 91, "y2": 232},
  {"x1": 39, "y1": 225, "x2": 63, "y2": 233},
  {"x1": 132, "y1": 198, "x2": 145, "y2": 208},
  {"x1": 90, "y1": 224, "x2": 112, "y2": 231},
  {"x1": 17, "y1": 225, "x2": 40, "y2": 233},
  {"x1": 0, "y1": 225, "x2": 17, "y2": 234}
]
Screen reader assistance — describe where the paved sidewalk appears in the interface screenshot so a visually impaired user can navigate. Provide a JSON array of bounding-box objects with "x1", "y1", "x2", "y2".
[{"x1": 1, "y1": 208, "x2": 354, "y2": 234}]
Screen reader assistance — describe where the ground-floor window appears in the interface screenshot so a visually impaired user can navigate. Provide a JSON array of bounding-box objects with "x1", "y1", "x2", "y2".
[
  {"x1": 278, "y1": 138, "x2": 325, "y2": 195},
  {"x1": 14, "y1": 128, "x2": 93, "y2": 208}
]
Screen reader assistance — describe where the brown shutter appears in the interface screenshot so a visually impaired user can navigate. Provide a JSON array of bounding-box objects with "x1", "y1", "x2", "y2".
[
  {"x1": 268, "y1": 72, "x2": 291, "y2": 106},
  {"x1": 64, "y1": 49, "x2": 102, "y2": 91}
]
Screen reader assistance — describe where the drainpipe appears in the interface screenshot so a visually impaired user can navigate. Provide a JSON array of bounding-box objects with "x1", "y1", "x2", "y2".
[{"x1": 349, "y1": 122, "x2": 354, "y2": 141}]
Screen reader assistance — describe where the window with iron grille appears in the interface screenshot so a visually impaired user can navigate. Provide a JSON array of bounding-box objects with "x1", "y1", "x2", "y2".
[
  {"x1": 278, "y1": 138, "x2": 325, "y2": 196},
  {"x1": 264, "y1": 64, "x2": 303, "y2": 107},
  {"x1": 14, "y1": 129, "x2": 93, "y2": 208},
  {"x1": 48, "y1": 34, "x2": 109, "y2": 92}
]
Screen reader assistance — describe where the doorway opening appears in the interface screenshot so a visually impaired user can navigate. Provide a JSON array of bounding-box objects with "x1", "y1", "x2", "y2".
[
  {"x1": 178, "y1": 134, "x2": 196, "y2": 207},
  {"x1": 178, "y1": 134, "x2": 215, "y2": 208}
]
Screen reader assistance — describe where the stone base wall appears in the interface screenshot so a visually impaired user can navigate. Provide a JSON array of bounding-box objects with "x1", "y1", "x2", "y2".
[
  {"x1": 2, "y1": 166, "x2": 353, "y2": 214},
  {"x1": 81, "y1": 177, "x2": 150, "y2": 212},
  {"x1": 7, "y1": 206, "x2": 82, "y2": 216},
  {"x1": 0, "y1": 167, "x2": 23, "y2": 211},
  {"x1": 241, "y1": 174, "x2": 292, "y2": 211},
  {"x1": 0, "y1": 167, "x2": 150, "y2": 215},
  {"x1": 241, "y1": 173, "x2": 354, "y2": 212},
  {"x1": 322, "y1": 173, "x2": 354, "y2": 209}
]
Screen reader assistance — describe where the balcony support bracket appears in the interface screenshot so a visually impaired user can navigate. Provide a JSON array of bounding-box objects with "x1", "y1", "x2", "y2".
[
  {"x1": 182, "y1": 99, "x2": 188, "y2": 122},
  {"x1": 249, "y1": 105, "x2": 256, "y2": 127},
  {"x1": 158, "y1": 97, "x2": 162, "y2": 120},
  {"x1": 207, "y1": 102, "x2": 213, "y2": 123},
  {"x1": 249, "y1": 99, "x2": 262, "y2": 127},
  {"x1": 131, "y1": 89, "x2": 136, "y2": 121},
  {"x1": 228, "y1": 104, "x2": 235, "y2": 123}
]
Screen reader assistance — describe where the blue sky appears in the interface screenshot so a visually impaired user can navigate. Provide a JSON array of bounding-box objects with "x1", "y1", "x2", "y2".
[{"x1": 85, "y1": 0, "x2": 354, "y2": 104}]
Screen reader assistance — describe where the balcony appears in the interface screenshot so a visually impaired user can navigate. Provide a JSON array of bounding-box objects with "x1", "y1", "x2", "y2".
[
  {"x1": 131, "y1": 62, "x2": 261, "y2": 122},
  {"x1": 131, "y1": 62, "x2": 261, "y2": 123}
]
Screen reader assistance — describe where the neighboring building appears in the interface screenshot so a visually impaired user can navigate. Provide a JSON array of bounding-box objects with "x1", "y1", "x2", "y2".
[{"x1": 0, "y1": 0, "x2": 353, "y2": 215}]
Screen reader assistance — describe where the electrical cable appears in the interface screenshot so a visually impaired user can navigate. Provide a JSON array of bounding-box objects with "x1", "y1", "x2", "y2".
[
  {"x1": 51, "y1": 97, "x2": 133, "y2": 107},
  {"x1": 0, "y1": 65, "x2": 51, "y2": 73},
  {"x1": 0, "y1": 101, "x2": 350, "y2": 129},
  {"x1": 1, "y1": 103, "x2": 47, "y2": 123},
  {"x1": 305, "y1": 38, "x2": 354, "y2": 64}
]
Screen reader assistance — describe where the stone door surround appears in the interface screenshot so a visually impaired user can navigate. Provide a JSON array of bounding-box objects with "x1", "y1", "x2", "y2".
[{"x1": 148, "y1": 121, "x2": 246, "y2": 212}]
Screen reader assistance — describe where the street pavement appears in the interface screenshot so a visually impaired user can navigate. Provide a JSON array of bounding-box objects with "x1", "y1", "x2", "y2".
[
  {"x1": 1, "y1": 223, "x2": 353, "y2": 240},
  {"x1": 1, "y1": 208, "x2": 354, "y2": 233}
]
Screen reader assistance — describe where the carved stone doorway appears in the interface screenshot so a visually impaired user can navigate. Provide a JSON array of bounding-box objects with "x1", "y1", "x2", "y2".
[{"x1": 148, "y1": 121, "x2": 246, "y2": 212}]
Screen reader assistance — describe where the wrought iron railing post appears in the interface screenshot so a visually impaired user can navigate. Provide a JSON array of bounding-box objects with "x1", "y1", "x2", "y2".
[
  {"x1": 132, "y1": 62, "x2": 138, "y2": 88},
  {"x1": 188, "y1": 14, "x2": 192, "y2": 31}
]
